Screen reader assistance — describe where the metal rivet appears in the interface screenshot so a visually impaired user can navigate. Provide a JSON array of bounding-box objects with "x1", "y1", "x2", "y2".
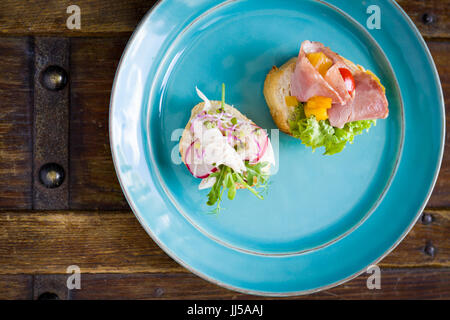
[
  {"x1": 421, "y1": 213, "x2": 433, "y2": 225},
  {"x1": 39, "y1": 163, "x2": 65, "y2": 188},
  {"x1": 40, "y1": 65, "x2": 68, "y2": 91},
  {"x1": 154, "y1": 287, "x2": 164, "y2": 297},
  {"x1": 422, "y1": 13, "x2": 435, "y2": 25},
  {"x1": 424, "y1": 241, "x2": 436, "y2": 257},
  {"x1": 38, "y1": 292, "x2": 60, "y2": 300}
]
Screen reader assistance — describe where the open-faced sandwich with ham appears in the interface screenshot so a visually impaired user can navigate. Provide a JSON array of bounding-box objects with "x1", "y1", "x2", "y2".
[
  {"x1": 180, "y1": 85, "x2": 275, "y2": 213},
  {"x1": 263, "y1": 40, "x2": 388, "y2": 155}
]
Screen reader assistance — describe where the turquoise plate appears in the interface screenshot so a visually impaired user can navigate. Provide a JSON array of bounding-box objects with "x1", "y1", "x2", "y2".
[{"x1": 110, "y1": 0, "x2": 444, "y2": 295}]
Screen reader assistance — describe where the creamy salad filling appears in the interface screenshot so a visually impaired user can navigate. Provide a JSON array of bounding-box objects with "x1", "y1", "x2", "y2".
[{"x1": 186, "y1": 88, "x2": 275, "y2": 190}]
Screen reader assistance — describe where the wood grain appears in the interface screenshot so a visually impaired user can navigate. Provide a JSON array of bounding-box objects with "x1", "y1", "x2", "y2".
[
  {"x1": 66, "y1": 268, "x2": 450, "y2": 299},
  {"x1": 0, "y1": 210, "x2": 179, "y2": 274},
  {"x1": 0, "y1": 37, "x2": 33, "y2": 209},
  {"x1": 0, "y1": 1, "x2": 448, "y2": 38},
  {"x1": 0, "y1": 0, "x2": 155, "y2": 36},
  {"x1": 0, "y1": 275, "x2": 32, "y2": 300},
  {"x1": 381, "y1": 209, "x2": 450, "y2": 267},
  {"x1": 426, "y1": 41, "x2": 450, "y2": 207},
  {"x1": 397, "y1": 0, "x2": 450, "y2": 39},
  {"x1": 0, "y1": 209, "x2": 447, "y2": 275},
  {"x1": 69, "y1": 37, "x2": 130, "y2": 210},
  {"x1": 1, "y1": 269, "x2": 448, "y2": 299}
]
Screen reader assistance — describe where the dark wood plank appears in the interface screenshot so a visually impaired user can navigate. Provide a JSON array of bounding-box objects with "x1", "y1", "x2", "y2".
[
  {"x1": 0, "y1": 0, "x2": 155, "y2": 36},
  {"x1": 397, "y1": 0, "x2": 450, "y2": 39},
  {"x1": 426, "y1": 41, "x2": 450, "y2": 207},
  {"x1": 0, "y1": 209, "x2": 447, "y2": 275},
  {"x1": 0, "y1": 269, "x2": 447, "y2": 299},
  {"x1": 69, "y1": 37, "x2": 129, "y2": 210},
  {"x1": 0, "y1": 37, "x2": 33, "y2": 209},
  {"x1": 382, "y1": 209, "x2": 449, "y2": 267},
  {"x1": 74, "y1": 268, "x2": 450, "y2": 299},
  {"x1": 0, "y1": 0, "x2": 447, "y2": 39},
  {"x1": 0, "y1": 211, "x2": 180, "y2": 274},
  {"x1": 0, "y1": 275, "x2": 32, "y2": 300},
  {"x1": 22, "y1": 269, "x2": 450, "y2": 299}
]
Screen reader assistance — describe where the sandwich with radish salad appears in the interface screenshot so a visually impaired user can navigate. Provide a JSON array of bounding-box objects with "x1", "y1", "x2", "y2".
[{"x1": 179, "y1": 85, "x2": 275, "y2": 213}]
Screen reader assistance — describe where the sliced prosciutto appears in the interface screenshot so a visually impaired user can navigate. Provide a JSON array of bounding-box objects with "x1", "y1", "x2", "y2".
[
  {"x1": 291, "y1": 41, "x2": 353, "y2": 105},
  {"x1": 328, "y1": 71, "x2": 389, "y2": 128},
  {"x1": 290, "y1": 40, "x2": 389, "y2": 128}
]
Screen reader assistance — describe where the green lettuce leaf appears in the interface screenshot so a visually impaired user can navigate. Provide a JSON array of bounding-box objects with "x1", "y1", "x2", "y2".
[{"x1": 288, "y1": 103, "x2": 376, "y2": 155}]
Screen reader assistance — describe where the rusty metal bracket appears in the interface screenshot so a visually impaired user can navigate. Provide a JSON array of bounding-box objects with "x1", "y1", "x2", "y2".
[{"x1": 33, "y1": 37, "x2": 69, "y2": 209}]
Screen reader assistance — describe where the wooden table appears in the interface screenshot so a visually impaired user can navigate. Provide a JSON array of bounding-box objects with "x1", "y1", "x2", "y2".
[{"x1": 0, "y1": 0, "x2": 448, "y2": 300}]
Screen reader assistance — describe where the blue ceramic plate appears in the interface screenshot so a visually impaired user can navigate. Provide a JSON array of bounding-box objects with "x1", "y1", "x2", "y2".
[{"x1": 110, "y1": 0, "x2": 444, "y2": 295}]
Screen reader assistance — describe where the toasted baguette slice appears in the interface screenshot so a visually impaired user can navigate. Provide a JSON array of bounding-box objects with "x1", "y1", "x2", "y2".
[{"x1": 263, "y1": 57, "x2": 298, "y2": 135}]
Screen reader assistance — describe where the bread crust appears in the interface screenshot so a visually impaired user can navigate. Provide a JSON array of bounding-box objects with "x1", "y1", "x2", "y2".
[{"x1": 263, "y1": 57, "x2": 298, "y2": 135}]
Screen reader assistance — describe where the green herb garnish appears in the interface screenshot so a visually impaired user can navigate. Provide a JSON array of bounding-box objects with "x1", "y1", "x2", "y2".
[{"x1": 206, "y1": 161, "x2": 270, "y2": 214}]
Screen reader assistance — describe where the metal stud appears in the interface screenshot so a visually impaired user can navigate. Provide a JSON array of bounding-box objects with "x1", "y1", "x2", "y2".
[
  {"x1": 39, "y1": 163, "x2": 65, "y2": 188},
  {"x1": 154, "y1": 287, "x2": 164, "y2": 297},
  {"x1": 421, "y1": 13, "x2": 435, "y2": 25},
  {"x1": 40, "y1": 65, "x2": 68, "y2": 91},
  {"x1": 424, "y1": 241, "x2": 436, "y2": 258},
  {"x1": 421, "y1": 213, "x2": 433, "y2": 225},
  {"x1": 38, "y1": 292, "x2": 60, "y2": 300}
]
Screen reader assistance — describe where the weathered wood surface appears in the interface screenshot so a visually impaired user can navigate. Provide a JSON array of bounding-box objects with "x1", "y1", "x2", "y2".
[
  {"x1": 0, "y1": 269, "x2": 447, "y2": 300},
  {"x1": 0, "y1": 209, "x2": 448, "y2": 275},
  {"x1": 47, "y1": 268, "x2": 450, "y2": 299},
  {"x1": 0, "y1": 275, "x2": 32, "y2": 300},
  {"x1": 70, "y1": 37, "x2": 129, "y2": 210},
  {"x1": 0, "y1": 0, "x2": 155, "y2": 36},
  {"x1": 396, "y1": 0, "x2": 450, "y2": 39},
  {"x1": 428, "y1": 41, "x2": 450, "y2": 207},
  {"x1": 0, "y1": 38, "x2": 33, "y2": 209},
  {"x1": 0, "y1": 0, "x2": 448, "y2": 39}
]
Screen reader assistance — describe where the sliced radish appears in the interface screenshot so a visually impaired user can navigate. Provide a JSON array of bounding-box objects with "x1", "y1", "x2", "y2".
[
  {"x1": 184, "y1": 140, "x2": 217, "y2": 179},
  {"x1": 254, "y1": 134, "x2": 269, "y2": 163},
  {"x1": 248, "y1": 127, "x2": 269, "y2": 164}
]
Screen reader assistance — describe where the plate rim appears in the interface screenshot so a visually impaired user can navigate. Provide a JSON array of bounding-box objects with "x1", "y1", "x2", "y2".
[{"x1": 109, "y1": 0, "x2": 445, "y2": 296}]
